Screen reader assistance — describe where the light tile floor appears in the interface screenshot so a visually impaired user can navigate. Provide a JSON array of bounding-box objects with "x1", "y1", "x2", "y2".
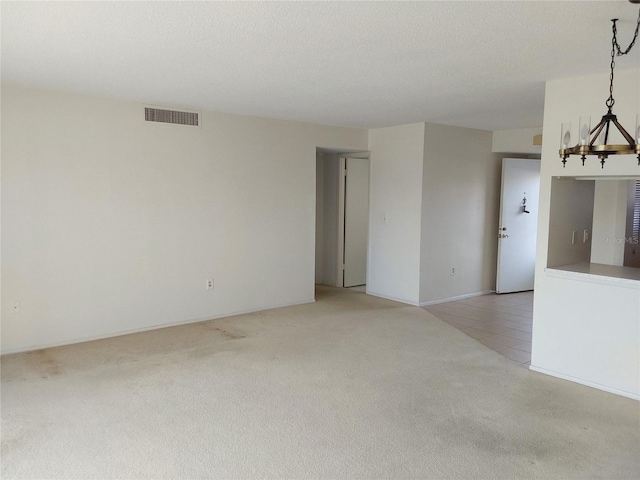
[{"x1": 423, "y1": 291, "x2": 533, "y2": 367}]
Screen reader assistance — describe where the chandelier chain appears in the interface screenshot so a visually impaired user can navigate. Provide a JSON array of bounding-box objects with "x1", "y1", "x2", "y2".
[
  {"x1": 607, "y1": 33, "x2": 616, "y2": 110},
  {"x1": 612, "y1": 9, "x2": 640, "y2": 56},
  {"x1": 607, "y1": 9, "x2": 640, "y2": 112}
]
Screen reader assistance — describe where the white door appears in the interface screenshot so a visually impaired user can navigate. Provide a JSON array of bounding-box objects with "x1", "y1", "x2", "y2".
[
  {"x1": 496, "y1": 158, "x2": 541, "y2": 294},
  {"x1": 343, "y1": 158, "x2": 369, "y2": 287}
]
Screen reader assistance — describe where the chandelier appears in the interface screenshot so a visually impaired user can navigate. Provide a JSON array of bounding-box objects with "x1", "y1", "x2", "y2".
[{"x1": 559, "y1": 5, "x2": 640, "y2": 169}]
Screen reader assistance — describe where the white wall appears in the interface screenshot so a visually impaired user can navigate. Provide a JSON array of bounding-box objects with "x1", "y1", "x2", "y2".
[
  {"x1": 591, "y1": 180, "x2": 632, "y2": 266},
  {"x1": 492, "y1": 127, "x2": 543, "y2": 155},
  {"x1": 532, "y1": 68, "x2": 640, "y2": 399},
  {"x1": 420, "y1": 123, "x2": 501, "y2": 304},
  {"x1": 367, "y1": 122, "x2": 501, "y2": 306},
  {"x1": 368, "y1": 123, "x2": 425, "y2": 305},
  {"x1": 1, "y1": 85, "x2": 367, "y2": 353},
  {"x1": 533, "y1": 273, "x2": 639, "y2": 398}
]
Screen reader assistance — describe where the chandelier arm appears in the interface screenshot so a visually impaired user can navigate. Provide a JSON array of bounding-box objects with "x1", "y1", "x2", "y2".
[
  {"x1": 604, "y1": 120, "x2": 611, "y2": 144},
  {"x1": 611, "y1": 117, "x2": 637, "y2": 145},
  {"x1": 589, "y1": 121, "x2": 607, "y2": 147}
]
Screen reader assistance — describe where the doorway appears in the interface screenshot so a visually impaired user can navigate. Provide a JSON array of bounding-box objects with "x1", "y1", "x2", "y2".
[{"x1": 315, "y1": 150, "x2": 370, "y2": 290}]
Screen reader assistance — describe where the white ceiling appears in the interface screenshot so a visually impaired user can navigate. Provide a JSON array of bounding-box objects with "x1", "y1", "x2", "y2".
[{"x1": 2, "y1": 1, "x2": 639, "y2": 131}]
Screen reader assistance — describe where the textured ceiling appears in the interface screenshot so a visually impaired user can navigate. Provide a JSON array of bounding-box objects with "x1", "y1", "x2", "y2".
[{"x1": 2, "y1": 1, "x2": 639, "y2": 131}]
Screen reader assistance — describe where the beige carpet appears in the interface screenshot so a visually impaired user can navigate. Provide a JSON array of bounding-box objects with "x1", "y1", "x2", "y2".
[{"x1": 1, "y1": 286, "x2": 639, "y2": 479}]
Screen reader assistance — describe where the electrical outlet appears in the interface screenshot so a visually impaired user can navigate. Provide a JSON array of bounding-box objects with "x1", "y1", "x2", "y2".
[
  {"x1": 206, "y1": 279, "x2": 214, "y2": 290},
  {"x1": 11, "y1": 301, "x2": 20, "y2": 314},
  {"x1": 583, "y1": 229, "x2": 589, "y2": 243},
  {"x1": 450, "y1": 267, "x2": 456, "y2": 276}
]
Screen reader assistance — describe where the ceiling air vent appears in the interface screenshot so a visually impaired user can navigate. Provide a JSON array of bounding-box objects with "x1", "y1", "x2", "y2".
[{"x1": 144, "y1": 107, "x2": 199, "y2": 126}]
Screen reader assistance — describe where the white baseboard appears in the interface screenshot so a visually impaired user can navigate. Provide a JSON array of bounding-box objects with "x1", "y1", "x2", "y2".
[
  {"x1": 419, "y1": 290, "x2": 491, "y2": 307},
  {"x1": 0, "y1": 298, "x2": 316, "y2": 356},
  {"x1": 366, "y1": 291, "x2": 419, "y2": 306},
  {"x1": 529, "y1": 365, "x2": 639, "y2": 401}
]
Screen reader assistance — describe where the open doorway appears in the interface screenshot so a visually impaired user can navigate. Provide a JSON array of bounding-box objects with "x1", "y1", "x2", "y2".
[{"x1": 315, "y1": 148, "x2": 370, "y2": 293}]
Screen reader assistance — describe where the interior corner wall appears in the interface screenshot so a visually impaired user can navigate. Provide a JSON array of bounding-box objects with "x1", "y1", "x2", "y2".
[
  {"x1": 419, "y1": 123, "x2": 501, "y2": 305},
  {"x1": 532, "y1": 68, "x2": 640, "y2": 399},
  {"x1": 367, "y1": 123, "x2": 425, "y2": 305},
  {"x1": 0, "y1": 85, "x2": 368, "y2": 353}
]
